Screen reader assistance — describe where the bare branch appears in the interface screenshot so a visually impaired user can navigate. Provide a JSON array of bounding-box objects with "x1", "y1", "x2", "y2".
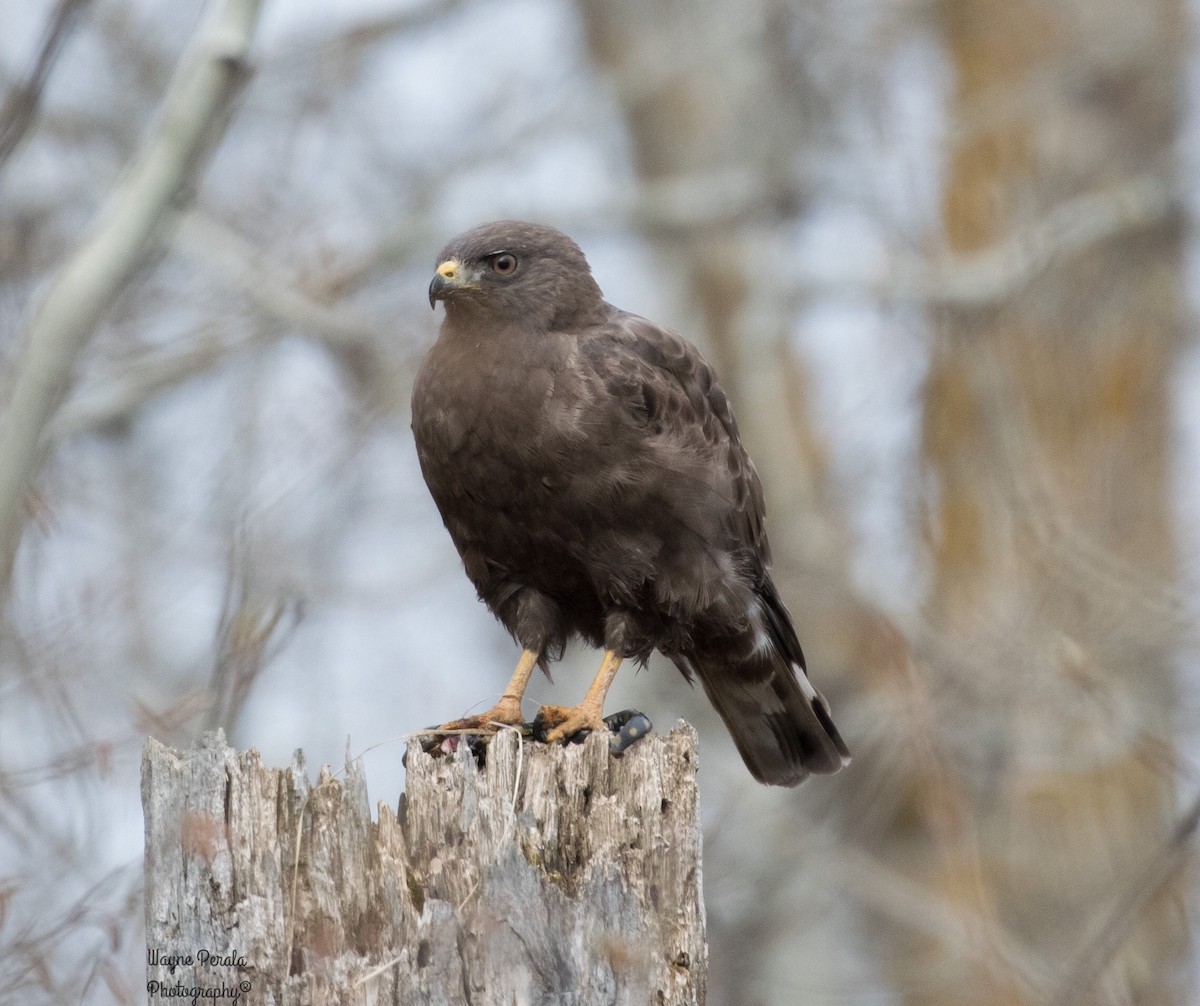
[
  {"x1": 831, "y1": 846, "x2": 1051, "y2": 991},
  {"x1": 0, "y1": 0, "x2": 265, "y2": 587},
  {"x1": 790, "y1": 174, "x2": 1178, "y2": 309},
  {"x1": 46, "y1": 209, "x2": 399, "y2": 443},
  {"x1": 899, "y1": 174, "x2": 1177, "y2": 306},
  {"x1": 1050, "y1": 792, "x2": 1200, "y2": 1006},
  {"x1": 0, "y1": 0, "x2": 96, "y2": 169},
  {"x1": 269, "y1": 0, "x2": 470, "y2": 74},
  {"x1": 47, "y1": 339, "x2": 252, "y2": 441},
  {"x1": 170, "y1": 210, "x2": 384, "y2": 350}
]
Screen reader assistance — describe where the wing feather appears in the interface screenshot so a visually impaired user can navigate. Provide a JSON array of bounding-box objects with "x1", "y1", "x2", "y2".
[{"x1": 578, "y1": 310, "x2": 770, "y2": 563}]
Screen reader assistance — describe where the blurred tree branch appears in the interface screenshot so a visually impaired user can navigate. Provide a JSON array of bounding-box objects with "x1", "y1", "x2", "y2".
[
  {"x1": 204, "y1": 541, "x2": 304, "y2": 735},
  {"x1": 792, "y1": 173, "x2": 1178, "y2": 308},
  {"x1": 172, "y1": 210, "x2": 385, "y2": 351},
  {"x1": 0, "y1": 0, "x2": 264, "y2": 590},
  {"x1": 0, "y1": 0, "x2": 96, "y2": 169},
  {"x1": 47, "y1": 338, "x2": 258, "y2": 441},
  {"x1": 904, "y1": 0, "x2": 1189, "y2": 1000},
  {"x1": 44, "y1": 208, "x2": 420, "y2": 443},
  {"x1": 889, "y1": 173, "x2": 1177, "y2": 307},
  {"x1": 271, "y1": 0, "x2": 471, "y2": 76},
  {"x1": 1050, "y1": 790, "x2": 1200, "y2": 1006}
]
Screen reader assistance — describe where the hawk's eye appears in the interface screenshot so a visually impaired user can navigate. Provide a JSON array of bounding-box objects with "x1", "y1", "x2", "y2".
[{"x1": 490, "y1": 253, "x2": 518, "y2": 275}]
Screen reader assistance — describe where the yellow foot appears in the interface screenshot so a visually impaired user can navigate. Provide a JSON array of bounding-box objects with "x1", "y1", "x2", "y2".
[
  {"x1": 419, "y1": 699, "x2": 527, "y2": 756},
  {"x1": 534, "y1": 703, "x2": 606, "y2": 744}
]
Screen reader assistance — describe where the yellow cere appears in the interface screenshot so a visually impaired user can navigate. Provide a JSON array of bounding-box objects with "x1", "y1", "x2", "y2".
[{"x1": 436, "y1": 260, "x2": 459, "y2": 280}]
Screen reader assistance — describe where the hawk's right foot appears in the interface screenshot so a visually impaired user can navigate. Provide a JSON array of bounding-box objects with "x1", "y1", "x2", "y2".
[{"x1": 419, "y1": 698, "x2": 525, "y2": 755}]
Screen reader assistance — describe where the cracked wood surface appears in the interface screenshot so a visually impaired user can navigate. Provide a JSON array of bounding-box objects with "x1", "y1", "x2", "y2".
[{"x1": 142, "y1": 725, "x2": 706, "y2": 1004}]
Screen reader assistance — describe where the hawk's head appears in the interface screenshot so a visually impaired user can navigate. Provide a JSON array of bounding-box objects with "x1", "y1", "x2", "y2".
[{"x1": 428, "y1": 220, "x2": 604, "y2": 328}]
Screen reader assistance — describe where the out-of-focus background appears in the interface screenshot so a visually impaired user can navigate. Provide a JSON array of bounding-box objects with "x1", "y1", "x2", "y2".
[{"x1": 1, "y1": 0, "x2": 1197, "y2": 1001}]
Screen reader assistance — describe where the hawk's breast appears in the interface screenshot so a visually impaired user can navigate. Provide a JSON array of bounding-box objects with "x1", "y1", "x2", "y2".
[{"x1": 411, "y1": 325, "x2": 589, "y2": 541}]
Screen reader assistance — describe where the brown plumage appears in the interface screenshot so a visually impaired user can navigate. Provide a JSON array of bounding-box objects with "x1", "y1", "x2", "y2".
[{"x1": 412, "y1": 220, "x2": 849, "y2": 786}]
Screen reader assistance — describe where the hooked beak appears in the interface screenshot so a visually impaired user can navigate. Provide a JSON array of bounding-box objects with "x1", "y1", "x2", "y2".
[{"x1": 429, "y1": 258, "x2": 466, "y2": 309}]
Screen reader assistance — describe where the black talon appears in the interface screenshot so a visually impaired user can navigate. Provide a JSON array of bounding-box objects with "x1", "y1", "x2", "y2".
[
  {"x1": 528, "y1": 708, "x2": 654, "y2": 751},
  {"x1": 418, "y1": 727, "x2": 448, "y2": 756},
  {"x1": 530, "y1": 714, "x2": 552, "y2": 744},
  {"x1": 605, "y1": 710, "x2": 653, "y2": 754},
  {"x1": 530, "y1": 713, "x2": 594, "y2": 746},
  {"x1": 414, "y1": 710, "x2": 651, "y2": 768},
  {"x1": 415, "y1": 722, "x2": 530, "y2": 768}
]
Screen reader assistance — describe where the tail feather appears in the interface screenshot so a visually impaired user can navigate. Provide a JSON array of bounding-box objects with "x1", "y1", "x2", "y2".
[
  {"x1": 677, "y1": 580, "x2": 850, "y2": 787},
  {"x1": 690, "y1": 653, "x2": 849, "y2": 786}
]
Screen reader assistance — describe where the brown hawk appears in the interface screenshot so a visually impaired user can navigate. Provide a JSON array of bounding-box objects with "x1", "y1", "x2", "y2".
[{"x1": 412, "y1": 220, "x2": 849, "y2": 786}]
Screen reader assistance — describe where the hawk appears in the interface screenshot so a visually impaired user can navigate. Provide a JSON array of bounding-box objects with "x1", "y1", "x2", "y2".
[{"x1": 412, "y1": 221, "x2": 849, "y2": 786}]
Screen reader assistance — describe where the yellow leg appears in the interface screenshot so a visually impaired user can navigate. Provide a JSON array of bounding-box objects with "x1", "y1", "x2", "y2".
[
  {"x1": 538, "y1": 650, "x2": 623, "y2": 743},
  {"x1": 435, "y1": 648, "x2": 539, "y2": 733},
  {"x1": 495, "y1": 647, "x2": 539, "y2": 720}
]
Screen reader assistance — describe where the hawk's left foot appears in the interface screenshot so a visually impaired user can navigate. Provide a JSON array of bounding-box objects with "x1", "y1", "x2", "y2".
[
  {"x1": 533, "y1": 648, "x2": 627, "y2": 747},
  {"x1": 533, "y1": 706, "x2": 653, "y2": 754},
  {"x1": 533, "y1": 702, "x2": 605, "y2": 745}
]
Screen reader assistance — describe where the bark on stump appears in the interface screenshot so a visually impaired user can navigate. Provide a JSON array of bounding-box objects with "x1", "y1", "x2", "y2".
[{"x1": 142, "y1": 725, "x2": 706, "y2": 1004}]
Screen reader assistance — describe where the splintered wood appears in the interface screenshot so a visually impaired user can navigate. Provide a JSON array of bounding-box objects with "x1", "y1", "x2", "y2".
[{"x1": 142, "y1": 726, "x2": 707, "y2": 1004}]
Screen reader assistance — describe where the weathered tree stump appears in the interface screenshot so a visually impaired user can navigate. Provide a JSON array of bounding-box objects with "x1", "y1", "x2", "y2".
[{"x1": 142, "y1": 725, "x2": 706, "y2": 1004}]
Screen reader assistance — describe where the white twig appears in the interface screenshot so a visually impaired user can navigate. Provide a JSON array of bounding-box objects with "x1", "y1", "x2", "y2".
[{"x1": 0, "y1": 0, "x2": 264, "y2": 585}]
